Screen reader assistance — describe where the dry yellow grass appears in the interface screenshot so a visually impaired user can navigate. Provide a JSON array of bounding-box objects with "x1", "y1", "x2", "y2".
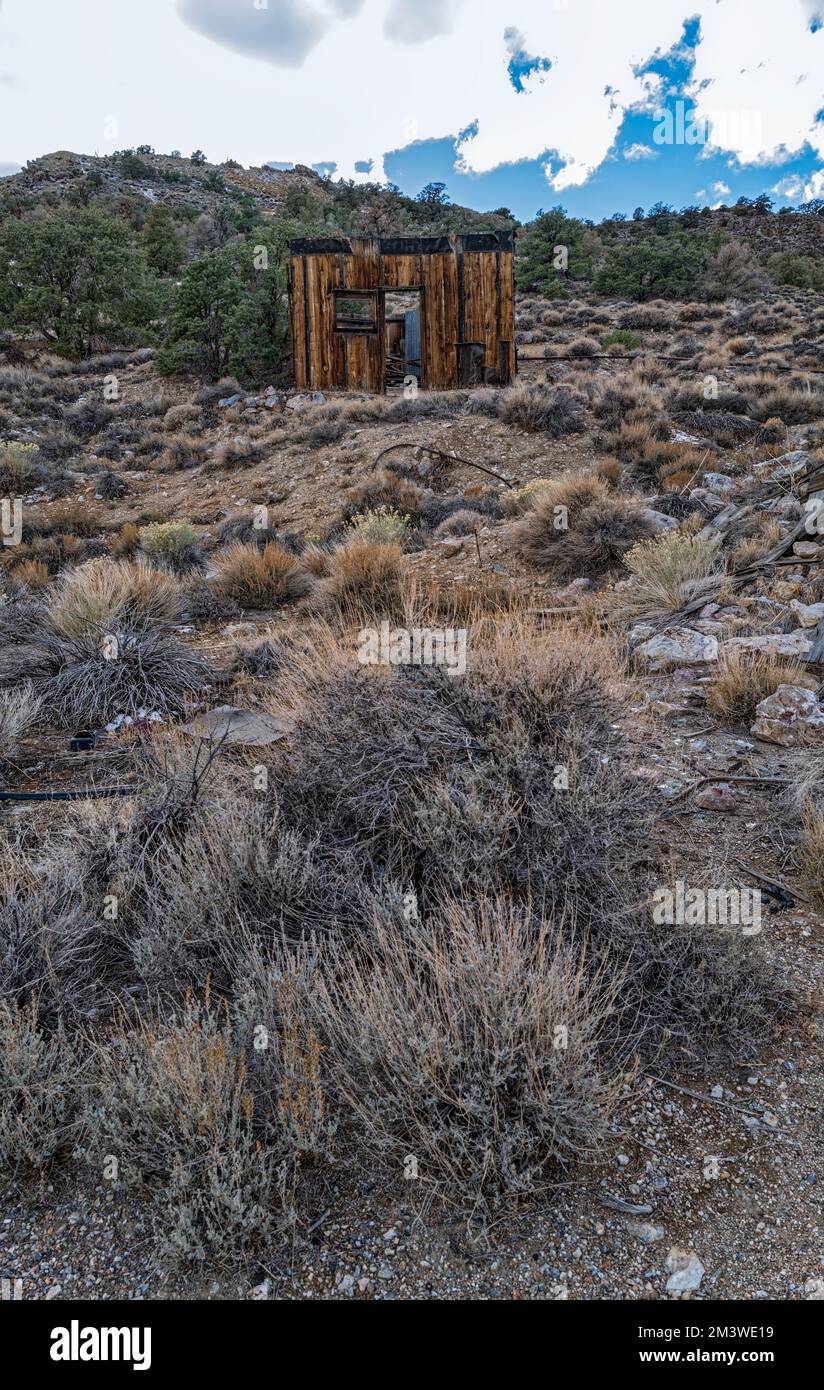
[
  {"x1": 707, "y1": 647, "x2": 809, "y2": 726},
  {"x1": 323, "y1": 539, "x2": 407, "y2": 619},
  {"x1": 613, "y1": 531, "x2": 723, "y2": 621},
  {"x1": 214, "y1": 541, "x2": 312, "y2": 609},
  {"x1": 48, "y1": 557, "x2": 183, "y2": 636}
]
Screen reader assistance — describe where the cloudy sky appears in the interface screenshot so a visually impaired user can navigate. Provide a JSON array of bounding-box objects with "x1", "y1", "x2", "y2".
[{"x1": 0, "y1": 0, "x2": 823, "y2": 219}]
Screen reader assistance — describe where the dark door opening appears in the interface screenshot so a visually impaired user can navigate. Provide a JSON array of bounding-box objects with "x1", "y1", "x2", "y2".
[{"x1": 384, "y1": 289, "x2": 422, "y2": 391}]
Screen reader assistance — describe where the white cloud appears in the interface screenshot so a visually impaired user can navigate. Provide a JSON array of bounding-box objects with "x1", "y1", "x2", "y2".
[
  {"x1": 0, "y1": 0, "x2": 822, "y2": 193},
  {"x1": 384, "y1": 0, "x2": 462, "y2": 44},
  {"x1": 623, "y1": 143, "x2": 658, "y2": 160}
]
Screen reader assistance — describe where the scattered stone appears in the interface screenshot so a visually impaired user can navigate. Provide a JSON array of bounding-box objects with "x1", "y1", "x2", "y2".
[
  {"x1": 702, "y1": 471, "x2": 735, "y2": 491},
  {"x1": 792, "y1": 540, "x2": 822, "y2": 560},
  {"x1": 636, "y1": 629, "x2": 719, "y2": 672},
  {"x1": 751, "y1": 685, "x2": 824, "y2": 747},
  {"x1": 665, "y1": 1248, "x2": 704, "y2": 1294},
  {"x1": 627, "y1": 1222, "x2": 665, "y2": 1244},
  {"x1": 218, "y1": 393, "x2": 243, "y2": 408},
  {"x1": 640, "y1": 507, "x2": 680, "y2": 534},
  {"x1": 180, "y1": 705, "x2": 294, "y2": 747},
  {"x1": 790, "y1": 599, "x2": 824, "y2": 628},
  {"x1": 723, "y1": 630, "x2": 813, "y2": 658},
  {"x1": 694, "y1": 782, "x2": 738, "y2": 812}
]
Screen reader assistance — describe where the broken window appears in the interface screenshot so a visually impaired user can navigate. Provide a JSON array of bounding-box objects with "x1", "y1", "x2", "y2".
[{"x1": 334, "y1": 291, "x2": 378, "y2": 332}]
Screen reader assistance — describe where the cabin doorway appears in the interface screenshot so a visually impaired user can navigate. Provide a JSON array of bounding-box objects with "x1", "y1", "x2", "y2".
[{"x1": 384, "y1": 289, "x2": 423, "y2": 391}]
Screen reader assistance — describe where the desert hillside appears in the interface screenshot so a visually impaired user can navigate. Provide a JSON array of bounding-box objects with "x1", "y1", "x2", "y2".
[{"x1": 0, "y1": 152, "x2": 823, "y2": 1302}]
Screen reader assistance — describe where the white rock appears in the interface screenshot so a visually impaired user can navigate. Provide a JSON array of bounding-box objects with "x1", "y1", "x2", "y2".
[
  {"x1": 665, "y1": 1248, "x2": 705, "y2": 1294},
  {"x1": 640, "y1": 507, "x2": 680, "y2": 534},
  {"x1": 790, "y1": 599, "x2": 824, "y2": 628},
  {"x1": 723, "y1": 631, "x2": 813, "y2": 658},
  {"x1": 636, "y1": 629, "x2": 719, "y2": 671},
  {"x1": 752, "y1": 685, "x2": 824, "y2": 747}
]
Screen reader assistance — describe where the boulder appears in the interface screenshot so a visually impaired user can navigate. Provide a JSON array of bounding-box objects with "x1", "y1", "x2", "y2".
[
  {"x1": 181, "y1": 705, "x2": 294, "y2": 747},
  {"x1": 639, "y1": 507, "x2": 680, "y2": 535},
  {"x1": 722, "y1": 630, "x2": 813, "y2": 658},
  {"x1": 636, "y1": 628, "x2": 719, "y2": 672},
  {"x1": 751, "y1": 685, "x2": 824, "y2": 747},
  {"x1": 790, "y1": 599, "x2": 824, "y2": 628}
]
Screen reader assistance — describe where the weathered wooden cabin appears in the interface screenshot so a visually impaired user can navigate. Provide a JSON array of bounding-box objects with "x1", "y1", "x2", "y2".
[{"x1": 289, "y1": 231, "x2": 515, "y2": 393}]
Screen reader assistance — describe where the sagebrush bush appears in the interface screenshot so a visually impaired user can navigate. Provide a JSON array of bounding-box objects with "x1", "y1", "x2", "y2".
[
  {"x1": 0, "y1": 999, "x2": 83, "y2": 1175},
  {"x1": 313, "y1": 901, "x2": 628, "y2": 1205},
  {"x1": 0, "y1": 440, "x2": 42, "y2": 492},
  {"x1": 140, "y1": 521, "x2": 199, "y2": 558},
  {"x1": 347, "y1": 505, "x2": 409, "y2": 546},
  {"x1": 432, "y1": 508, "x2": 486, "y2": 537},
  {"x1": 82, "y1": 997, "x2": 281, "y2": 1263},
  {"x1": 498, "y1": 384, "x2": 586, "y2": 437},
  {"x1": 510, "y1": 473, "x2": 652, "y2": 578},
  {"x1": 343, "y1": 469, "x2": 424, "y2": 523},
  {"x1": 501, "y1": 478, "x2": 555, "y2": 517}
]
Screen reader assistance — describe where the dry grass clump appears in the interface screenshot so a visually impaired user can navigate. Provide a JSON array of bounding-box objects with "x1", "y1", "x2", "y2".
[
  {"x1": 214, "y1": 542, "x2": 311, "y2": 609},
  {"x1": 207, "y1": 437, "x2": 265, "y2": 471},
  {"x1": 0, "y1": 440, "x2": 43, "y2": 492},
  {"x1": 48, "y1": 558, "x2": 183, "y2": 637},
  {"x1": 498, "y1": 384, "x2": 586, "y2": 437},
  {"x1": 162, "y1": 402, "x2": 204, "y2": 432},
  {"x1": 322, "y1": 539, "x2": 407, "y2": 619},
  {"x1": 749, "y1": 387, "x2": 824, "y2": 424},
  {"x1": 593, "y1": 374, "x2": 661, "y2": 429},
  {"x1": 501, "y1": 477, "x2": 555, "y2": 516},
  {"x1": 343, "y1": 468, "x2": 424, "y2": 523},
  {"x1": 0, "y1": 683, "x2": 42, "y2": 766},
  {"x1": 614, "y1": 532, "x2": 723, "y2": 620},
  {"x1": 301, "y1": 541, "x2": 332, "y2": 577},
  {"x1": 707, "y1": 648, "x2": 808, "y2": 726},
  {"x1": 314, "y1": 901, "x2": 627, "y2": 1202},
  {"x1": 432, "y1": 508, "x2": 487, "y2": 537},
  {"x1": 13, "y1": 623, "x2": 211, "y2": 726},
  {"x1": 728, "y1": 518, "x2": 783, "y2": 571},
  {"x1": 799, "y1": 797, "x2": 824, "y2": 905},
  {"x1": 32, "y1": 498, "x2": 104, "y2": 539},
  {"x1": 5, "y1": 558, "x2": 50, "y2": 592},
  {"x1": 157, "y1": 434, "x2": 208, "y2": 472},
  {"x1": 510, "y1": 473, "x2": 652, "y2": 578},
  {"x1": 108, "y1": 521, "x2": 141, "y2": 558}
]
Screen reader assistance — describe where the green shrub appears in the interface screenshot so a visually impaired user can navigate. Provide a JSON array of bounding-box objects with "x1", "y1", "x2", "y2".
[{"x1": 602, "y1": 329, "x2": 641, "y2": 350}]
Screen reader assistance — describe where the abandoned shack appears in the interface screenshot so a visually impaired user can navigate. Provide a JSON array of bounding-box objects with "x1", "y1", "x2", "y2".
[{"x1": 289, "y1": 231, "x2": 515, "y2": 393}]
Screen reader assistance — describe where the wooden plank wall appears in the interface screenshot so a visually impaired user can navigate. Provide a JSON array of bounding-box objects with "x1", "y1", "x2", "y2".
[
  {"x1": 290, "y1": 234, "x2": 514, "y2": 392},
  {"x1": 344, "y1": 237, "x2": 383, "y2": 392}
]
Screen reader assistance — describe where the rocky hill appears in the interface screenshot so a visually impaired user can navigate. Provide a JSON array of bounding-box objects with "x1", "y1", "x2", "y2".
[{"x1": 0, "y1": 149, "x2": 512, "y2": 237}]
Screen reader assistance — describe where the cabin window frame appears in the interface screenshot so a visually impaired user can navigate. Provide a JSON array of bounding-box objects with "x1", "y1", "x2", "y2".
[{"x1": 332, "y1": 288, "x2": 379, "y2": 334}]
